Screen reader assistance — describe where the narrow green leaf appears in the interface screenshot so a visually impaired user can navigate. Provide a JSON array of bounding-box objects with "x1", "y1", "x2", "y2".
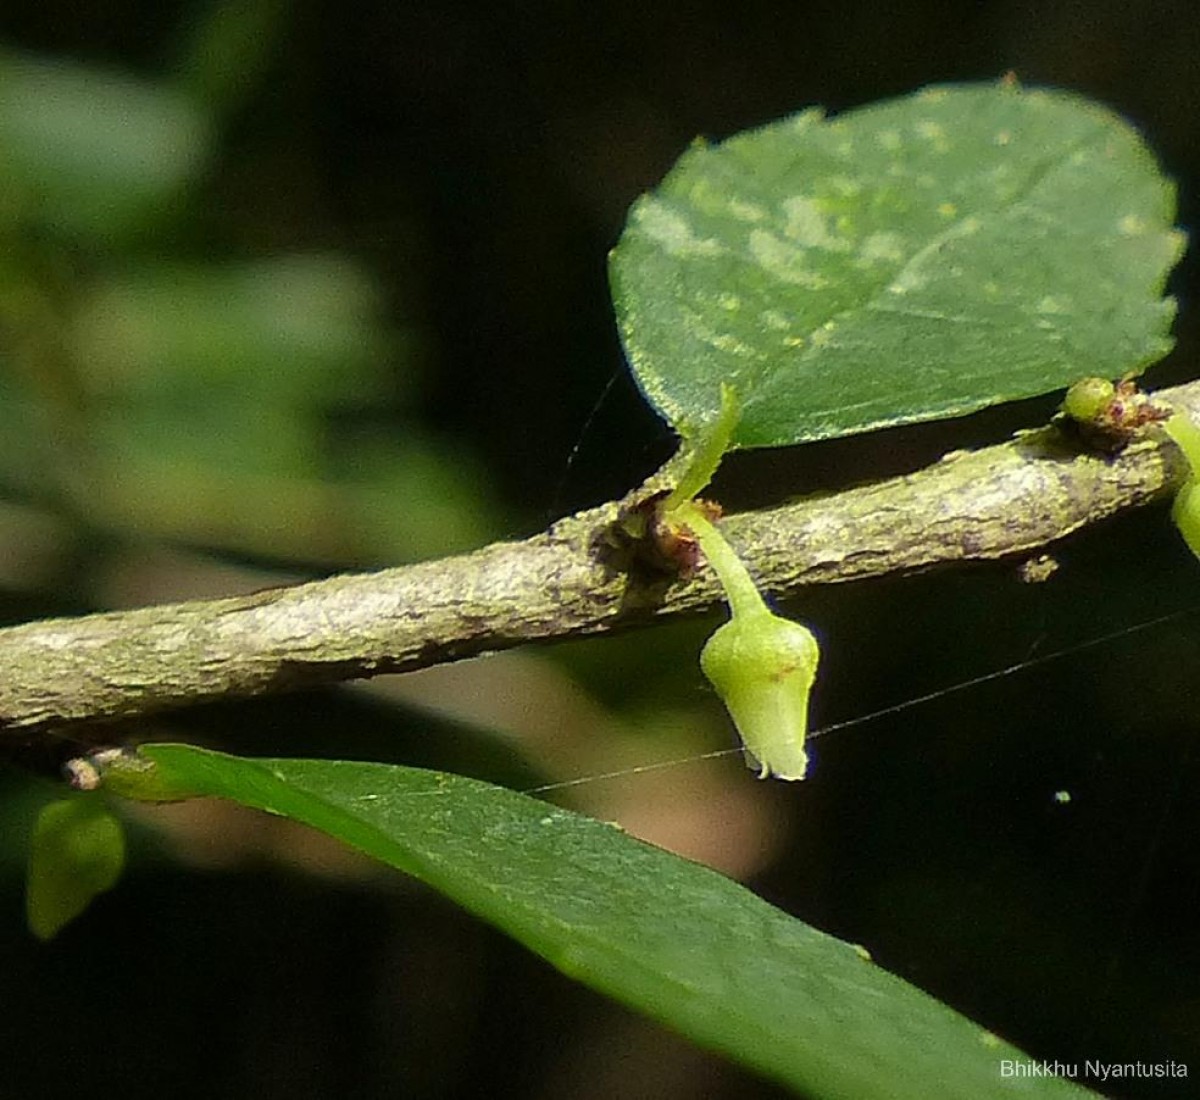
[
  {"x1": 142, "y1": 744, "x2": 1095, "y2": 1098},
  {"x1": 610, "y1": 82, "x2": 1183, "y2": 447},
  {"x1": 26, "y1": 798, "x2": 126, "y2": 941}
]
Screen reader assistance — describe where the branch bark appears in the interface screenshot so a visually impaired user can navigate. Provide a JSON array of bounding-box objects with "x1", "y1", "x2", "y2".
[{"x1": 3, "y1": 382, "x2": 1198, "y2": 738}]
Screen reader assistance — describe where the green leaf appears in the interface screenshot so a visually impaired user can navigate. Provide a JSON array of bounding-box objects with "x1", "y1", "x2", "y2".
[
  {"x1": 610, "y1": 82, "x2": 1183, "y2": 448},
  {"x1": 141, "y1": 744, "x2": 1095, "y2": 1098},
  {"x1": 26, "y1": 797, "x2": 126, "y2": 941}
]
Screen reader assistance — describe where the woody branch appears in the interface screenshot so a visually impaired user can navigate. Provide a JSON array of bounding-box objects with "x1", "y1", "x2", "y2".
[{"x1": 0, "y1": 381, "x2": 1196, "y2": 739}]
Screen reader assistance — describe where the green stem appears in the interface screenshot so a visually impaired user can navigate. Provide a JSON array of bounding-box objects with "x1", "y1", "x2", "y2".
[
  {"x1": 662, "y1": 383, "x2": 739, "y2": 511},
  {"x1": 669, "y1": 499, "x2": 766, "y2": 621}
]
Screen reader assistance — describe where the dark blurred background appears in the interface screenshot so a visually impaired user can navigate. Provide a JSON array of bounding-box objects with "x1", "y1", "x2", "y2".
[{"x1": 1, "y1": 2, "x2": 1200, "y2": 1097}]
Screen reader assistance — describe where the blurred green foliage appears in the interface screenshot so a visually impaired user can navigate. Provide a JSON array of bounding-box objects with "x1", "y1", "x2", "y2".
[
  {"x1": 25, "y1": 795, "x2": 125, "y2": 941},
  {"x1": 0, "y1": 35, "x2": 498, "y2": 577}
]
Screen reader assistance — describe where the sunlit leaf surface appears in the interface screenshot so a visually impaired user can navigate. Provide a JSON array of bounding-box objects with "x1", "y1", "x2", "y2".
[{"x1": 611, "y1": 83, "x2": 1182, "y2": 447}]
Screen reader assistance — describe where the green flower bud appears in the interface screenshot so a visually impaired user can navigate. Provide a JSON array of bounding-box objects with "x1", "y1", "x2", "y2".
[
  {"x1": 1174, "y1": 482, "x2": 1200, "y2": 558},
  {"x1": 663, "y1": 392, "x2": 823, "y2": 782},
  {"x1": 1164, "y1": 404, "x2": 1200, "y2": 559},
  {"x1": 700, "y1": 609, "x2": 819, "y2": 781},
  {"x1": 1062, "y1": 377, "x2": 1115, "y2": 424}
]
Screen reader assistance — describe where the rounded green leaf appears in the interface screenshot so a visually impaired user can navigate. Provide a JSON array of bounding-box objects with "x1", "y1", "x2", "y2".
[
  {"x1": 610, "y1": 82, "x2": 1183, "y2": 447},
  {"x1": 26, "y1": 798, "x2": 126, "y2": 941}
]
